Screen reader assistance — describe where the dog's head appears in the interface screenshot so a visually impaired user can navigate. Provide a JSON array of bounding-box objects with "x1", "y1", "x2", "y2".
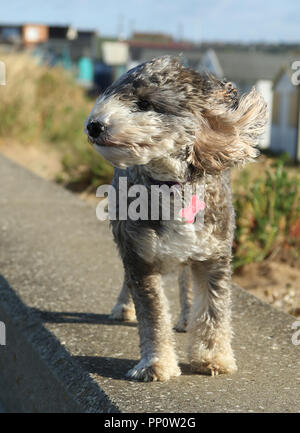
[{"x1": 85, "y1": 56, "x2": 267, "y2": 177}]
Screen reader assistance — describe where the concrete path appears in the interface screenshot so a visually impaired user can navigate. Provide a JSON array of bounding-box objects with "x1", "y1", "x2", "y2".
[{"x1": 0, "y1": 154, "x2": 299, "y2": 413}]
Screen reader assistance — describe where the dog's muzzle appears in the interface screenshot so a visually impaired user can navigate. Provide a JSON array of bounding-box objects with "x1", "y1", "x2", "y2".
[{"x1": 86, "y1": 120, "x2": 106, "y2": 139}]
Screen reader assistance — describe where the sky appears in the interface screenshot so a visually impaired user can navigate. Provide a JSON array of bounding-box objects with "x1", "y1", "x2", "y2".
[{"x1": 1, "y1": 0, "x2": 300, "y2": 43}]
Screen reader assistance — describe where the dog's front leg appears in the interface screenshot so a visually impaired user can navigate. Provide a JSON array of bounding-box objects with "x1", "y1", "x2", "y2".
[
  {"x1": 125, "y1": 261, "x2": 181, "y2": 382},
  {"x1": 109, "y1": 279, "x2": 136, "y2": 322},
  {"x1": 174, "y1": 263, "x2": 193, "y2": 332},
  {"x1": 187, "y1": 258, "x2": 237, "y2": 376}
]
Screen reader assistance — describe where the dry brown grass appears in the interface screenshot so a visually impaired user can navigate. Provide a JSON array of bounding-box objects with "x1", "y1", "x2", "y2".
[{"x1": 0, "y1": 50, "x2": 113, "y2": 185}]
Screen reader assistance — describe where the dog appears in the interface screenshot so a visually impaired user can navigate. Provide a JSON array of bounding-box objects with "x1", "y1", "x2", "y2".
[{"x1": 85, "y1": 56, "x2": 267, "y2": 382}]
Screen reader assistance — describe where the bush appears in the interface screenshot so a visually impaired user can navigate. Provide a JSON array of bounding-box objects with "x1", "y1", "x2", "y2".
[
  {"x1": 233, "y1": 157, "x2": 300, "y2": 269},
  {"x1": 0, "y1": 51, "x2": 113, "y2": 187}
]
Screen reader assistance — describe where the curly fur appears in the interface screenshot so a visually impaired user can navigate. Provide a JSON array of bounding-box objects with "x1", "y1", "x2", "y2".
[{"x1": 86, "y1": 56, "x2": 267, "y2": 381}]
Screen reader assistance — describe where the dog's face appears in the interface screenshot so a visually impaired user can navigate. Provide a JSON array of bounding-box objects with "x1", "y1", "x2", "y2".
[{"x1": 86, "y1": 56, "x2": 267, "y2": 176}]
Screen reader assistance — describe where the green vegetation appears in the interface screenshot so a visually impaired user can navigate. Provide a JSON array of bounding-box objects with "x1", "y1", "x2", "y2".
[{"x1": 233, "y1": 156, "x2": 300, "y2": 269}]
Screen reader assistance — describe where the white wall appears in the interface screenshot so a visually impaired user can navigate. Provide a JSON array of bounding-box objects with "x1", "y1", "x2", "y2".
[
  {"x1": 271, "y1": 73, "x2": 298, "y2": 159},
  {"x1": 256, "y1": 80, "x2": 273, "y2": 149}
]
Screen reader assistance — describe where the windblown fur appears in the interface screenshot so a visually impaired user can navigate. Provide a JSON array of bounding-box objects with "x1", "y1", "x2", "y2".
[{"x1": 86, "y1": 56, "x2": 267, "y2": 382}]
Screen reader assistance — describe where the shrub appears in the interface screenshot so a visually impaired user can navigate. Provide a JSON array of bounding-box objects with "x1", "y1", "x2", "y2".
[
  {"x1": 0, "y1": 51, "x2": 113, "y2": 187},
  {"x1": 233, "y1": 157, "x2": 300, "y2": 269}
]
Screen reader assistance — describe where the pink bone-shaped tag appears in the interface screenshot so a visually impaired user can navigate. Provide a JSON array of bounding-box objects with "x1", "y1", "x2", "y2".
[{"x1": 179, "y1": 194, "x2": 206, "y2": 224}]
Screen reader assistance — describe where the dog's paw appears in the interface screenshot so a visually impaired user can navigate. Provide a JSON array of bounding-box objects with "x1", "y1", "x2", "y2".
[
  {"x1": 109, "y1": 303, "x2": 136, "y2": 322},
  {"x1": 127, "y1": 359, "x2": 181, "y2": 382},
  {"x1": 190, "y1": 352, "x2": 237, "y2": 376},
  {"x1": 174, "y1": 315, "x2": 188, "y2": 332}
]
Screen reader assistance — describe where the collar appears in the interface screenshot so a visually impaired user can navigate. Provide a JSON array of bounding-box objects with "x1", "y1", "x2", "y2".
[{"x1": 147, "y1": 177, "x2": 182, "y2": 188}]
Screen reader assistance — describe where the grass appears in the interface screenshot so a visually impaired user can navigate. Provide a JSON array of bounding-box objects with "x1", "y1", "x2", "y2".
[{"x1": 0, "y1": 51, "x2": 113, "y2": 187}]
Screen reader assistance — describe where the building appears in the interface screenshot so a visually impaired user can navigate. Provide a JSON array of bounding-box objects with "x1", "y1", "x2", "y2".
[
  {"x1": 197, "y1": 49, "x2": 297, "y2": 153},
  {"x1": 38, "y1": 25, "x2": 97, "y2": 62},
  {"x1": 0, "y1": 23, "x2": 97, "y2": 63},
  {"x1": 22, "y1": 24, "x2": 48, "y2": 47},
  {"x1": 197, "y1": 48, "x2": 295, "y2": 93},
  {"x1": 271, "y1": 67, "x2": 300, "y2": 161},
  {"x1": 0, "y1": 24, "x2": 22, "y2": 47},
  {"x1": 127, "y1": 32, "x2": 202, "y2": 69}
]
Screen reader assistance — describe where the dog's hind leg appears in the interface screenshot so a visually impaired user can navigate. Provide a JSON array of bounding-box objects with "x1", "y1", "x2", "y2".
[
  {"x1": 109, "y1": 278, "x2": 136, "y2": 322},
  {"x1": 125, "y1": 257, "x2": 181, "y2": 382},
  {"x1": 187, "y1": 258, "x2": 237, "y2": 376},
  {"x1": 174, "y1": 263, "x2": 193, "y2": 332}
]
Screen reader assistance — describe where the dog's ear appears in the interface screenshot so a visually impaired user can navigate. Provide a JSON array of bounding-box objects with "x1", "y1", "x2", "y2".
[{"x1": 189, "y1": 87, "x2": 267, "y2": 174}]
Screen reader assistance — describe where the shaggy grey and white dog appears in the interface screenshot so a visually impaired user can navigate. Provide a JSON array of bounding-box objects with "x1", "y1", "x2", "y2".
[{"x1": 85, "y1": 56, "x2": 267, "y2": 382}]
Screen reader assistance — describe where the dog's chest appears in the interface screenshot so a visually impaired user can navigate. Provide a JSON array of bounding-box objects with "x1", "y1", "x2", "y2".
[
  {"x1": 111, "y1": 167, "x2": 232, "y2": 266},
  {"x1": 155, "y1": 219, "x2": 215, "y2": 264}
]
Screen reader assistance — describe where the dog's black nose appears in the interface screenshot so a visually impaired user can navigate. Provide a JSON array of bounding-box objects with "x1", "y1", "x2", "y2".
[{"x1": 87, "y1": 120, "x2": 105, "y2": 138}]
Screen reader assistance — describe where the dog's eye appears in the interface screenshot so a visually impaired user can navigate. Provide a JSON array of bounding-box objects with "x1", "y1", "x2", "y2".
[{"x1": 136, "y1": 99, "x2": 152, "y2": 111}]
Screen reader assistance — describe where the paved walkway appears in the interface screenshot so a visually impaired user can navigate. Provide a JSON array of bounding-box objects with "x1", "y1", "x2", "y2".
[{"x1": 0, "y1": 154, "x2": 299, "y2": 412}]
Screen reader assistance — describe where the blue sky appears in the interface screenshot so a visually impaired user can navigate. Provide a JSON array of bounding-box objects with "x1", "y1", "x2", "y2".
[{"x1": 1, "y1": 0, "x2": 300, "y2": 43}]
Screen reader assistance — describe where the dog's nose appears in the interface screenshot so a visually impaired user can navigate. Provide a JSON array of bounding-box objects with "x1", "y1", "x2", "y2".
[{"x1": 87, "y1": 120, "x2": 106, "y2": 138}]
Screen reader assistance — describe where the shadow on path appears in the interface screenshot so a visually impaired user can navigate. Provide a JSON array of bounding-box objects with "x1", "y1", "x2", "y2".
[{"x1": 31, "y1": 308, "x2": 137, "y2": 327}]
